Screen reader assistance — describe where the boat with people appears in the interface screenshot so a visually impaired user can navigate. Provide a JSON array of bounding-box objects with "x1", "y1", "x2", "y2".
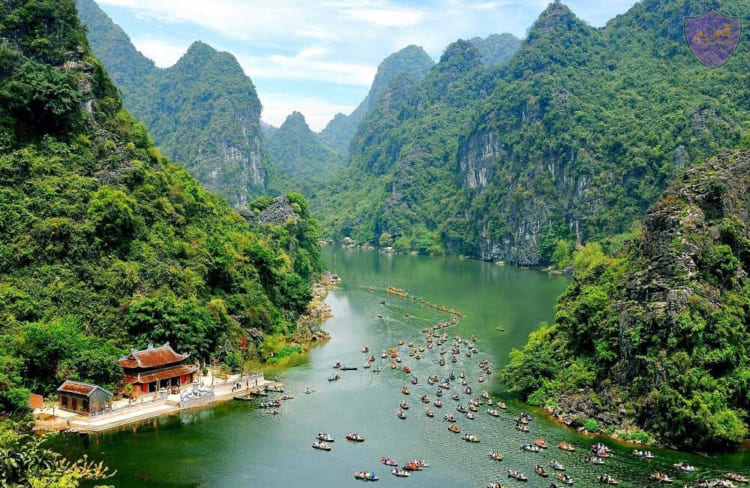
[
  {"x1": 488, "y1": 450, "x2": 503, "y2": 461},
  {"x1": 534, "y1": 439, "x2": 548, "y2": 449},
  {"x1": 507, "y1": 470, "x2": 528, "y2": 482},
  {"x1": 598, "y1": 474, "x2": 619, "y2": 485},
  {"x1": 316, "y1": 433, "x2": 334, "y2": 442},
  {"x1": 421, "y1": 395, "x2": 430, "y2": 403},
  {"x1": 399, "y1": 400, "x2": 409, "y2": 409},
  {"x1": 487, "y1": 409, "x2": 500, "y2": 417},
  {"x1": 535, "y1": 465, "x2": 549, "y2": 477},
  {"x1": 381, "y1": 457, "x2": 398, "y2": 466},
  {"x1": 448, "y1": 424, "x2": 460, "y2": 433},
  {"x1": 549, "y1": 460, "x2": 566, "y2": 471},
  {"x1": 651, "y1": 472, "x2": 673, "y2": 483},
  {"x1": 496, "y1": 401, "x2": 506, "y2": 409},
  {"x1": 521, "y1": 444, "x2": 540, "y2": 453},
  {"x1": 434, "y1": 399, "x2": 442, "y2": 407},
  {"x1": 556, "y1": 472, "x2": 573, "y2": 485},
  {"x1": 312, "y1": 441, "x2": 331, "y2": 451},
  {"x1": 425, "y1": 408, "x2": 434, "y2": 417},
  {"x1": 363, "y1": 362, "x2": 371, "y2": 369},
  {"x1": 333, "y1": 361, "x2": 341, "y2": 369},
  {"x1": 463, "y1": 434, "x2": 480, "y2": 443},
  {"x1": 407, "y1": 460, "x2": 429, "y2": 469},
  {"x1": 452, "y1": 393, "x2": 460, "y2": 401},
  {"x1": 583, "y1": 454, "x2": 605, "y2": 465},
  {"x1": 558, "y1": 442, "x2": 575, "y2": 452},
  {"x1": 444, "y1": 413, "x2": 456, "y2": 422},
  {"x1": 362, "y1": 345, "x2": 369, "y2": 353},
  {"x1": 457, "y1": 405, "x2": 468, "y2": 413},
  {"x1": 402, "y1": 386, "x2": 410, "y2": 395},
  {"x1": 354, "y1": 471, "x2": 379, "y2": 481},
  {"x1": 403, "y1": 366, "x2": 411, "y2": 374},
  {"x1": 673, "y1": 462, "x2": 695, "y2": 472},
  {"x1": 725, "y1": 473, "x2": 748, "y2": 483},
  {"x1": 411, "y1": 376, "x2": 417, "y2": 384},
  {"x1": 391, "y1": 469, "x2": 410, "y2": 478},
  {"x1": 328, "y1": 373, "x2": 340, "y2": 381},
  {"x1": 402, "y1": 462, "x2": 422, "y2": 472},
  {"x1": 515, "y1": 423, "x2": 530, "y2": 432},
  {"x1": 466, "y1": 412, "x2": 476, "y2": 419},
  {"x1": 346, "y1": 433, "x2": 365, "y2": 442},
  {"x1": 397, "y1": 409, "x2": 407, "y2": 419},
  {"x1": 632, "y1": 449, "x2": 654, "y2": 458},
  {"x1": 465, "y1": 386, "x2": 472, "y2": 394}
]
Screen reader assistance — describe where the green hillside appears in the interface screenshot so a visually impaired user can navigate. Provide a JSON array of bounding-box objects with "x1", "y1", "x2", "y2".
[
  {"x1": 76, "y1": 0, "x2": 271, "y2": 207},
  {"x1": 0, "y1": 0, "x2": 322, "y2": 415},
  {"x1": 311, "y1": 0, "x2": 749, "y2": 263},
  {"x1": 501, "y1": 150, "x2": 749, "y2": 450}
]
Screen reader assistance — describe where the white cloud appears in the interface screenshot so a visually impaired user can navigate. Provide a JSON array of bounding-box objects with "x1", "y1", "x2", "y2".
[
  {"x1": 340, "y1": 8, "x2": 425, "y2": 27},
  {"x1": 260, "y1": 93, "x2": 357, "y2": 132},
  {"x1": 238, "y1": 52, "x2": 376, "y2": 88},
  {"x1": 131, "y1": 38, "x2": 188, "y2": 68}
]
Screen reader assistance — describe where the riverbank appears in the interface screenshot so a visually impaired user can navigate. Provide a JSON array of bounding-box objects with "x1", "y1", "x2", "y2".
[{"x1": 33, "y1": 272, "x2": 340, "y2": 435}]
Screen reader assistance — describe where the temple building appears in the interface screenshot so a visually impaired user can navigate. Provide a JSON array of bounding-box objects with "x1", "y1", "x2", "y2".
[
  {"x1": 119, "y1": 343, "x2": 198, "y2": 397},
  {"x1": 57, "y1": 380, "x2": 113, "y2": 415}
]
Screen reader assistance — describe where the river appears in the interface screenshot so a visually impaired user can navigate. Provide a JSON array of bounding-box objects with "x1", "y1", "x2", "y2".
[{"x1": 58, "y1": 248, "x2": 748, "y2": 487}]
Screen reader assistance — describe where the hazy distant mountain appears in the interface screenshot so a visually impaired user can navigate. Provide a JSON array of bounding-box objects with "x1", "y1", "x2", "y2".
[
  {"x1": 318, "y1": 45, "x2": 435, "y2": 156},
  {"x1": 270, "y1": 112, "x2": 344, "y2": 182},
  {"x1": 77, "y1": 0, "x2": 270, "y2": 206},
  {"x1": 469, "y1": 33, "x2": 521, "y2": 66}
]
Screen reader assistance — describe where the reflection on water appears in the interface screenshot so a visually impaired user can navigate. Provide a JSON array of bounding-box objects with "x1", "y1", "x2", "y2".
[{"x1": 55, "y1": 249, "x2": 748, "y2": 488}]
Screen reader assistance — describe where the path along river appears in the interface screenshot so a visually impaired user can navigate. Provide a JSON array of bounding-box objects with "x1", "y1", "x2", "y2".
[{"x1": 58, "y1": 248, "x2": 749, "y2": 487}]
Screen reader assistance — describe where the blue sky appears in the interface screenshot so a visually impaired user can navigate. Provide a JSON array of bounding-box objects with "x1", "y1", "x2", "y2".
[{"x1": 94, "y1": 0, "x2": 638, "y2": 131}]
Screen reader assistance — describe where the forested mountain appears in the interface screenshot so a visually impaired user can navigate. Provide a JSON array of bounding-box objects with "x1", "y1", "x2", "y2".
[
  {"x1": 76, "y1": 0, "x2": 270, "y2": 207},
  {"x1": 0, "y1": 0, "x2": 322, "y2": 415},
  {"x1": 311, "y1": 0, "x2": 749, "y2": 264},
  {"x1": 318, "y1": 45, "x2": 435, "y2": 156},
  {"x1": 501, "y1": 150, "x2": 750, "y2": 450},
  {"x1": 270, "y1": 111, "x2": 344, "y2": 182},
  {"x1": 469, "y1": 33, "x2": 521, "y2": 66}
]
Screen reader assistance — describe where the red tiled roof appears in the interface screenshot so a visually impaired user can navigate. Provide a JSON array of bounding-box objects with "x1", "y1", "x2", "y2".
[
  {"x1": 123, "y1": 364, "x2": 198, "y2": 384},
  {"x1": 119, "y1": 343, "x2": 189, "y2": 369},
  {"x1": 57, "y1": 380, "x2": 112, "y2": 397}
]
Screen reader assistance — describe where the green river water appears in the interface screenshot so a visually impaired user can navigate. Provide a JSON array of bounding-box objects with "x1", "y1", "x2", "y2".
[{"x1": 58, "y1": 248, "x2": 748, "y2": 487}]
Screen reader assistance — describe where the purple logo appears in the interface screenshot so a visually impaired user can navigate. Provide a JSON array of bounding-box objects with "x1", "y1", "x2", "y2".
[{"x1": 685, "y1": 10, "x2": 741, "y2": 68}]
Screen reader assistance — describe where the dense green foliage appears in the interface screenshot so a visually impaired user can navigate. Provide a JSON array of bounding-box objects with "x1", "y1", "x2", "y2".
[
  {"x1": 1, "y1": 420, "x2": 115, "y2": 487},
  {"x1": 501, "y1": 150, "x2": 750, "y2": 449},
  {"x1": 318, "y1": 45, "x2": 435, "y2": 157},
  {"x1": 76, "y1": 0, "x2": 270, "y2": 207},
  {"x1": 0, "y1": 0, "x2": 322, "y2": 416},
  {"x1": 269, "y1": 111, "x2": 344, "y2": 182},
  {"x1": 311, "y1": 40, "x2": 504, "y2": 255},
  {"x1": 311, "y1": 0, "x2": 748, "y2": 263}
]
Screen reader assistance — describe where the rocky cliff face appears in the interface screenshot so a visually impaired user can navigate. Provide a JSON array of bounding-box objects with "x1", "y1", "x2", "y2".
[{"x1": 77, "y1": 1, "x2": 270, "y2": 207}]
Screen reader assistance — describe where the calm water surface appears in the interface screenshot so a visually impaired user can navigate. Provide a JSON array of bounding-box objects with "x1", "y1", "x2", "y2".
[{"x1": 59, "y1": 248, "x2": 748, "y2": 487}]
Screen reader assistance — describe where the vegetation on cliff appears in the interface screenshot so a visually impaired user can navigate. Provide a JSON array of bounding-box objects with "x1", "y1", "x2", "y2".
[
  {"x1": 76, "y1": 0, "x2": 271, "y2": 207},
  {"x1": 0, "y1": 0, "x2": 322, "y2": 417},
  {"x1": 500, "y1": 150, "x2": 750, "y2": 449},
  {"x1": 311, "y1": 0, "x2": 748, "y2": 263}
]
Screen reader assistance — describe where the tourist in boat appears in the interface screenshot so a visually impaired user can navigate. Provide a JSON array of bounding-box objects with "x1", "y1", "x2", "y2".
[
  {"x1": 411, "y1": 376, "x2": 417, "y2": 384},
  {"x1": 333, "y1": 361, "x2": 341, "y2": 368},
  {"x1": 391, "y1": 468, "x2": 409, "y2": 478},
  {"x1": 535, "y1": 464, "x2": 549, "y2": 477},
  {"x1": 556, "y1": 472, "x2": 573, "y2": 485},
  {"x1": 598, "y1": 474, "x2": 619, "y2": 485},
  {"x1": 425, "y1": 408, "x2": 434, "y2": 417},
  {"x1": 672, "y1": 461, "x2": 695, "y2": 473},
  {"x1": 725, "y1": 473, "x2": 749, "y2": 483},
  {"x1": 521, "y1": 443, "x2": 540, "y2": 453},
  {"x1": 354, "y1": 471, "x2": 378, "y2": 481},
  {"x1": 317, "y1": 433, "x2": 334, "y2": 442},
  {"x1": 487, "y1": 409, "x2": 500, "y2": 417},
  {"x1": 397, "y1": 409, "x2": 407, "y2": 419},
  {"x1": 400, "y1": 400, "x2": 409, "y2": 410},
  {"x1": 434, "y1": 399, "x2": 442, "y2": 407},
  {"x1": 421, "y1": 394, "x2": 430, "y2": 403},
  {"x1": 362, "y1": 345, "x2": 369, "y2": 353},
  {"x1": 558, "y1": 442, "x2": 575, "y2": 451},
  {"x1": 534, "y1": 439, "x2": 548, "y2": 449},
  {"x1": 463, "y1": 434, "x2": 479, "y2": 443},
  {"x1": 448, "y1": 424, "x2": 460, "y2": 433},
  {"x1": 549, "y1": 460, "x2": 565, "y2": 471},
  {"x1": 381, "y1": 457, "x2": 398, "y2": 466},
  {"x1": 651, "y1": 472, "x2": 673, "y2": 483},
  {"x1": 444, "y1": 413, "x2": 456, "y2": 422},
  {"x1": 312, "y1": 441, "x2": 331, "y2": 451},
  {"x1": 346, "y1": 432, "x2": 365, "y2": 442},
  {"x1": 488, "y1": 450, "x2": 503, "y2": 461}
]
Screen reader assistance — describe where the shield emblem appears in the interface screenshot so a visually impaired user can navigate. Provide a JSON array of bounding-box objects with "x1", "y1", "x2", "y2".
[{"x1": 685, "y1": 10, "x2": 741, "y2": 68}]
